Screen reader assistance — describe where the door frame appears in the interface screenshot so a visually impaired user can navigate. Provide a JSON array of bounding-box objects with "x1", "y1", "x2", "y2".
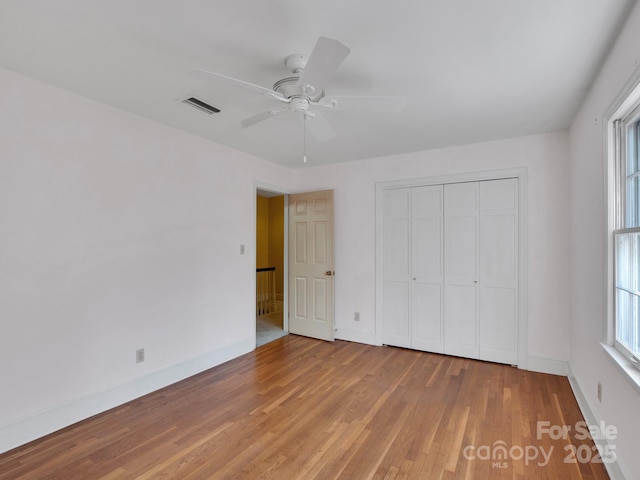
[{"x1": 375, "y1": 167, "x2": 529, "y2": 369}]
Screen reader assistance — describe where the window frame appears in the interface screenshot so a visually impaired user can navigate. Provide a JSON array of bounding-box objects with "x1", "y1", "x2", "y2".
[
  {"x1": 613, "y1": 229, "x2": 640, "y2": 366},
  {"x1": 607, "y1": 76, "x2": 640, "y2": 375}
]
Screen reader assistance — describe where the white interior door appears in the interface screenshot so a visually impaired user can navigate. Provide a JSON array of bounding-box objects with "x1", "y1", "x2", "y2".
[
  {"x1": 479, "y1": 179, "x2": 518, "y2": 364},
  {"x1": 288, "y1": 190, "x2": 335, "y2": 341},
  {"x1": 444, "y1": 182, "x2": 479, "y2": 359}
]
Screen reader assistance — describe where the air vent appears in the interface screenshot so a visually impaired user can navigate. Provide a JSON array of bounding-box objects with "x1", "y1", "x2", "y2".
[{"x1": 182, "y1": 97, "x2": 220, "y2": 115}]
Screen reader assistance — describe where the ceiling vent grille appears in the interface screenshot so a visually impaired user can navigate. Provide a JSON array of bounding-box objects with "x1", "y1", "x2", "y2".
[{"x1": 182, "y1": 97, "x2": 220, "y2": 115}]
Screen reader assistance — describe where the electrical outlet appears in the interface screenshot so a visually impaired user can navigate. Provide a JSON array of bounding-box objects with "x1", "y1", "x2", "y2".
[
  {"x1": 354, "y1": 312, "x2": 360, "y2": 321},
  {"x1": 240, "y1": 244, "x2": 245, "y2": 255},
  {"x1": 597, "y1": 381, "x2": 602, "y2": 402},
  {"x1": 136, "y1": 348, "x2": 145, "y2": 364}
]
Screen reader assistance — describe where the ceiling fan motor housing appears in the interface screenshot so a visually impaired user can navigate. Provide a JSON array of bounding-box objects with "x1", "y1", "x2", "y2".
[{"x1": 273, "y1": 76, "x2": 324, "y2": 102}]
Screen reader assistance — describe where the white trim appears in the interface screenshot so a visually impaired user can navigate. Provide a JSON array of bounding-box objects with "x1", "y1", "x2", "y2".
[
  {"x1": 0, "y1": 337, "x2": 255, "y2": 454},
  {"x1": 526, "y1": 355, "x2": 568, "y2": 376},
  {"x1": 336, "y1": 328, "x2": 376, "y2": 345},
  {"x1": 568, "y1": 364, "x2": 630, "y2": 480},
  {"x1": 254, "y1": 181, "x2": 294, "y2": 198},
  {"x1": 603, "y1": 65, "x2": 640, "y2": 347},
  {"x1": 283, "y1": 195, "x2": 289, "y2": 333},
  {"x1": 375, "y1": 167, "x2": 529, "y2": 369}
]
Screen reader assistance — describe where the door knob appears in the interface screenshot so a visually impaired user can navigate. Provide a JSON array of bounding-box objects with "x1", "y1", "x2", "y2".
[{"x1": 325, "y1": 271, "x2": 334, "y2": 276}]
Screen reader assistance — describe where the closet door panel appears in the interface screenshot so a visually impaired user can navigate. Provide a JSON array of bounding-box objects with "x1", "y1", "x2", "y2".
[
  {"x1": 382, "y1": 282, "x2": 411, "y2": 348},
  {"x1": 444, "y1": 183, "x2": 479, "y2": 359},
  {"x1": 412, "y1": 186, "x2": 444, "y2": 352},
  {"x1": 412, "y1": 284, "x2": 443, "y2": 352},
  {"x1": 444, "y1": 285, "x2": 478, "y2": 357},
  {"x1": 481, "y1": 214, "x2": 516, "y2": 285},
  {"x1": 480, "y1": 287, "x2": 516, "y2": 363},
  {"x1": 479, "y1": 179, "x2": 518, "y2": 364},
  {"x1": 383, "y1": 217, "x2": 410, "y2": 275},
  {"x1": 446, "y1": 216, "x2": 477, "y2": 277},
  {"x1": 381, "y1": 189, "x2": 412, "y2": 348}
]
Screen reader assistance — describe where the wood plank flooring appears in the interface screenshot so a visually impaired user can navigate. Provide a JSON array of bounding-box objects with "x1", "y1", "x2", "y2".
[{"x1": 0, "y1": 335, "x2": 609, "y2": 479}]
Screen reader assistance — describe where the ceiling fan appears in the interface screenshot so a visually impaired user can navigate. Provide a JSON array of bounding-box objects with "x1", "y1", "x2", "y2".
[{"x1": 196, "y1": 36, "x2": 406, "y2": 143}]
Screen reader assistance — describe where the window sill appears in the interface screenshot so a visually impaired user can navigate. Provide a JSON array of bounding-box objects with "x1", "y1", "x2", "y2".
[{"x1": 601, "y1": 342, "x2": 640, "y2": 395}]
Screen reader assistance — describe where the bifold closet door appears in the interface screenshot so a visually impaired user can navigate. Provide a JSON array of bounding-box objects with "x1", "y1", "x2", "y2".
[
  {"x1": 381, "y1": 188, "x2": 411, "y2": 348},
  {"x1": 443, "y1": 179, "x2": 518, "y2": 364},
  {"x1": 381, "y1": 186, "x2": 444, "y2": 351},
  {"x1": 411, "y1": 186, "x2": 444, "y2": 352},
  {"x1": 479, "y1": 179, "x2": 518, "y2": 364},
  {"x1": 443, "y1": 182, "x2": 480, "y2": 359},
  {"x1": 381, "y1": 179, "x2": 517, "y2": 365}
]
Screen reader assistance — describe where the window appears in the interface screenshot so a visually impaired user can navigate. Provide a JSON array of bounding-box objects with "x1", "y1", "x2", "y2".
[{"x1": 613, "y1": 104, "x2": 640, "y2": 368}]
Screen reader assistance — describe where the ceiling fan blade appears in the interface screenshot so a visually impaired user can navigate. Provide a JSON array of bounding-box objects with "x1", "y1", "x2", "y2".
[
  {"x1": 304, "y1": 111, "x2": 336, "y2": 142},
  {"x1": 297, "y1": 37, "x2": 350, "y2": 96},
  {"x1": 318, "y1": 95, "x2": 407, "y2": 113},
  {"x1": 195, "y1": 68, "x2": 288, "y2": 103},
  {"x1": 241, "y1": 107, "x2": 288, "y2": 129}
]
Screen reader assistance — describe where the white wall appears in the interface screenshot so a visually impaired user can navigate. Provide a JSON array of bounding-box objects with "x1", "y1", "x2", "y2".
[
  {"x1": 0, "y1": 67, "x2": 294, "y2": 452},
  {"x1": 569, "y1": 2, "x2": 640, "y2": 479},
  {"x1": 5, "y1": 10, "x2": 639, "y2": 472},
  {"x1": 294, "y1": 131, "x2": 572, "y2": 368}
]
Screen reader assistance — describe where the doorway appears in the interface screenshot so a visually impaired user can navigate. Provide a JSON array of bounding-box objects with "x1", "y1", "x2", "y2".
[{"x1": 256, "y1": 191, "x2": 287, "y2": 346}]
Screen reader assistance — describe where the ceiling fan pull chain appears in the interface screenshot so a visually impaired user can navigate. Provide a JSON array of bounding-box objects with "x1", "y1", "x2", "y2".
[{"x1": 303, "y1": 114, "x2": 308, "y2": 163}]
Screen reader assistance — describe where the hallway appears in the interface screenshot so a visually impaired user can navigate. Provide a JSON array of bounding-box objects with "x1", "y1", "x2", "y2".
[{"x1": 256, "y1": 300, "x2": 286, "y2": 347}]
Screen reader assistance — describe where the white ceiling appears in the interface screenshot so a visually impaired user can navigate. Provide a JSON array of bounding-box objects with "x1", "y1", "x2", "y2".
[{"x1": 0, "y1": 1, "x2": 635, "y2": 168}]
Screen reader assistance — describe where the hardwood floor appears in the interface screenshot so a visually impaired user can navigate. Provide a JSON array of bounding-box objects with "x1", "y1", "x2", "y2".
[{"x1": 0, "y1": 335, "x2": 609, "y2": 479}]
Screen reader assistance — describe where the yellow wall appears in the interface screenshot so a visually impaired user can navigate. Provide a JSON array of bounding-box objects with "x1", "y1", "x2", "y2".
[
  {"x1": 256, "y1": 195, "x2": 270, "y2": 268},
  {"x1": 256, "y1": 195, "x2": 285, "y2": 296},
  {"x1": 268, "y1": 196, "x2": 284, "y2": 296}
]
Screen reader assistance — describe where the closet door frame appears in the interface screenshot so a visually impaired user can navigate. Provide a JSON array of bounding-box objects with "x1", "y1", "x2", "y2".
[{"x1": 375, "y1": 167, "x2": 528, "y2": 370}]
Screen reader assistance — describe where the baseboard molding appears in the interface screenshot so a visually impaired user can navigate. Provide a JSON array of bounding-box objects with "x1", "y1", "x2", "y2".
[
  {"x1": 336, "y1": 328, "x2": 376, "y2": 346},
  {"x1": 526, "y1": 355, "x2": 568, "y2": 375},
  {"x1": 567, "y1": 365, "x2": 629, "y2": 480},
  {"x1": 0, "y1": 337, "x2": 255, "y2": 455}
]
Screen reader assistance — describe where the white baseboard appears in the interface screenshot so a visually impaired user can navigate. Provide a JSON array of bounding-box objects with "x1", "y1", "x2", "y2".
[
  {"x1": 526, "y1": 355, "x2": 568, "y2": 375},
  {"x1": 0, "y1": 337, "x2": 255, "y2": 454},
  {"x1": 335, "y1": 328, "x2": 376, "y2": 345},
  {"x1": 567, "y1": 365, "x2": 629, "y2": 480}
]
